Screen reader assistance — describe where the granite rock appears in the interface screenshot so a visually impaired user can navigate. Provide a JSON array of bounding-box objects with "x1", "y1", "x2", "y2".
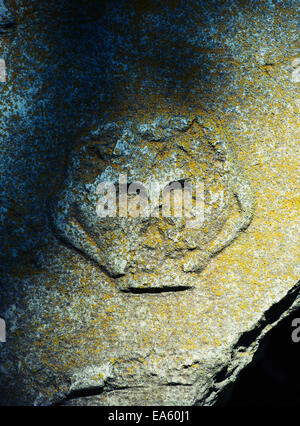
[{"x1": 0, "y1": 0, "x2": 299, "y2": 405}]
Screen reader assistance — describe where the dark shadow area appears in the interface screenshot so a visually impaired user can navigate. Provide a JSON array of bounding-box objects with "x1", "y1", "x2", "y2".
[
  {"x1": 122, "y1": 285, "x2": 193, "y2": 294},
  {"x1": 226, "y1": 306, "x2": 300, "y2": 406},
  {"x1": 0, "y1": 0, "x2": 231, "y2": 267}
]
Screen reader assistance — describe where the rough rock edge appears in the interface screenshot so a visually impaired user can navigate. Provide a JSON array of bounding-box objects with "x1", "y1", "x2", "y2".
[
  {"x1": 200, "y1": 279, "x2": 300, "y2": 406},
  {"x1": 48, "y1": 280, "x2": 300, "y2": 406}
]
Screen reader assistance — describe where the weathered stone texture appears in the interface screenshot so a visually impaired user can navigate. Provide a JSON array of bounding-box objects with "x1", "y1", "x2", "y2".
[{"x1": 0, "y1": 0, "x2": 299, "y2": 405}]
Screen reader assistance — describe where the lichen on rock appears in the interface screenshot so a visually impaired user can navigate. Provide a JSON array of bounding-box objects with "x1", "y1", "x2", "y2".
[
  {"x1": 50, "y1": 116, "x2": 254, "y2": 292},
  {"x1": 0, "y1": 0, "x2": 299, "y2": 406}
]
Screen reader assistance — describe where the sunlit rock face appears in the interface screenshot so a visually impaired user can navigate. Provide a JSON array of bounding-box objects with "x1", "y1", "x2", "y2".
[
  {"x1": 0, "y1": 0, "x2": 299, "y2": 406},
  {"x1": 51, "y1": 116, "x2": 253, "y2": 291}
]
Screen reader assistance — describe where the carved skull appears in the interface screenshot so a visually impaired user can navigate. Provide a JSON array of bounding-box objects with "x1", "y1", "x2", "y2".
[{"x1": 50, "y1": 116, "x2": 254, "y2": 292}]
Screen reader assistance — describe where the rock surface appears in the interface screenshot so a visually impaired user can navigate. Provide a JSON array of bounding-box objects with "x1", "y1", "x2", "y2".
[{"x1": 0, "y1": 0, "x2": 299, "y2": 405}]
